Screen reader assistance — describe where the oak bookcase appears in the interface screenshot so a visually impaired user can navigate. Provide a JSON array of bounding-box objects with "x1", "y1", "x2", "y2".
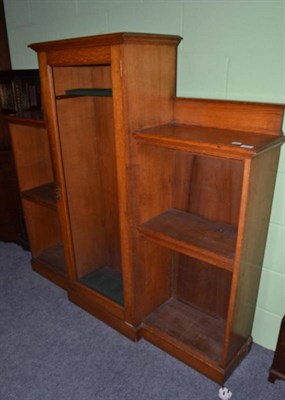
[
  {"x1": 133, "y1": 97, "x2": 285, "y2": 382},
  {"x1": 10, "y1": 32, "x2": 284, "y2": 384}
]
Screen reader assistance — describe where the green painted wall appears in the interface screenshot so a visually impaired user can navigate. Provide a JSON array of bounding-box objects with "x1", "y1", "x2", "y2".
[{"x1": 4, "y1": 0, "x2": 285, "y2": 350}]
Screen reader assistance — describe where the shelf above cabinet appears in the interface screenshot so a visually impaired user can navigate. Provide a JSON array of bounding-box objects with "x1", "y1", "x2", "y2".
[
  {"x1": 138, "y1": 208, "x2": 237, "y2": 271},
  {"x1": 56, "y1": 88, "x2": 112, "y2": 100},
  {"x1": 21, "y1": 182, "x2": 56, "y2": 209},
  {"x1": 134, "y1": 123, "x2": 285, "y2": 159}
]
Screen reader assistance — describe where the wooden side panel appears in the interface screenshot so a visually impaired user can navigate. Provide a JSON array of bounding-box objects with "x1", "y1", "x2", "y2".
[
  {"x1": 110, "y1": 41, "x2": 179, "y2": 323},
  {"x1": 9, "y1": 123, "x2": 53, "y2": 191},
  {"x1": 222, "y1": 147, "x2": 281, "y2": 366},
  {"x1": 110, "y1": 45, "x2": 134, "y2": 318},
  {"x1": 123, "y1": 43, "x2": 178, "y2": 132},
  {"x1": 133, "y1": 143, "x2": 174, "y2": 224},
  {"x1": 35, "y1": 52, "x2": 78, "y2": 283},
  {"x1": 130, "y1": 142, "x2": 174, "y2": 324},
  {"x1": 174, "y1": 97, "x2": 284, "y2": 135},
  {"x1": 133, "y1": 238, "x2": 173, "y2": 325}
]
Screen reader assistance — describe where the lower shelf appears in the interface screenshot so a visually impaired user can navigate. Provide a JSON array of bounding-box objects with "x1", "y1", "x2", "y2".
[
  {"x1": 139, "y1": 208, "x2": 236, "y2": 271},
  {"x1": 143, "y1": 297, "x2": 226, "y2": 364},
  {"x1": 141, "y1": 297, "x2": 253, "y2": 383},
  {"x1": 32, "y1": 244, "x2": 69, "y2": 289},
  {"x1": 80, "y1": 266, "x2": 124, "y2": 306},
  {"x1": 21, "y1": 182, "x2": 56, "y2": 209}
]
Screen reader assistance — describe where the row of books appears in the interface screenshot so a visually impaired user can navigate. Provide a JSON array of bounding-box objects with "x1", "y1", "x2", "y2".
[{"x1": 0, "y1": 70, "x2": 41, "y2": 114}]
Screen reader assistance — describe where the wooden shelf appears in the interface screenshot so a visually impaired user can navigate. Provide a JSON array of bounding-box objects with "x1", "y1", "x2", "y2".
[
  {"x1": 21, "y1": 182, "x2": 56, "y2": 209},
  {"x1": 31, "y1": 244, "x2": 68, "y2": 288},
  {"x1": 3, "y1": 111, "x2": 45, "y2": 127},
  {"x1": 56, "y1": 88, "x2": 112, "y2": 100},
  {"x1": 80, "y1": 266, "x2": 124, "y2": 305},
  {"x1": 143, "y1": 297, "x2": 226, "y2": 364},
  {"x1": 139, "y1": 208, "x2": 237, "y2": 271},
  {"x1": 134, "y1": 123, "x2": 285, "y2": 159},
  {"x1": 33, "y1": 244, "x2": 66, "y2": 272}
]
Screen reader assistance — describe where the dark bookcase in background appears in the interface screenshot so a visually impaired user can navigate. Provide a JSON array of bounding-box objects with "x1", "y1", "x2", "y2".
[
  {"x1": 0, "y1": 0, "x2": 43, "y2": 247},
  {"x1": 0, "y1": 69, "x2": 42, "y2": 114},
  {"x1": 0, "y1": 69, "x2": 42, "y2": 247}
]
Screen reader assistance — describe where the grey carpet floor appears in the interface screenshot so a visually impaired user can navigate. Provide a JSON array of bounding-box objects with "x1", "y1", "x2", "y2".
[{"x1": 0, "y1": 241, "x2": 284, "y2": 400}]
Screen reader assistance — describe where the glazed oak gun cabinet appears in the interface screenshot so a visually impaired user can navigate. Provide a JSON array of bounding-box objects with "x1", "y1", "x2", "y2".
[{"x1": 9, "y1": 32, "x2": 284, "y2": 384}]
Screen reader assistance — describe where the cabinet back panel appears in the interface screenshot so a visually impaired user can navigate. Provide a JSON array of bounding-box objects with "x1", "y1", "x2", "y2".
[
  {"x1": 53, "y1": 65, "x2": 112, "y2": 96},
  {"x1": 92, "y1": 96, "x2": 121, "y2": 273},
  {"x1": 9, "y1": 124, "x2": 53, "y2": 191},
  {"x1": 56, "y1": 96, "x2": 121, "y2": 277},
  {"x1": 134, "y1": 144, "x2": 243, "y2": 227},
  {"x1": 174, "y1": 98, "x2": 284, "y2": 135},
  {"x1": 174, "y1": 256, "x2": 232, "y2": 319},
  {"x1": 173, "y1": 153, "x2": 243, "y2": 225}
]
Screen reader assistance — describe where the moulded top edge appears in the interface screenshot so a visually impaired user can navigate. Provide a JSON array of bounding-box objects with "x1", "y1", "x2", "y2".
[{"x1": 28, "y1": 32, "x2": 182, "y2": 52}]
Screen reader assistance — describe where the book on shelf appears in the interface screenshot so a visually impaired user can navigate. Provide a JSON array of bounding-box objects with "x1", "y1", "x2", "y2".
[{"x1": 0, "y1": 70, "x2": 41, "y2": 114}]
